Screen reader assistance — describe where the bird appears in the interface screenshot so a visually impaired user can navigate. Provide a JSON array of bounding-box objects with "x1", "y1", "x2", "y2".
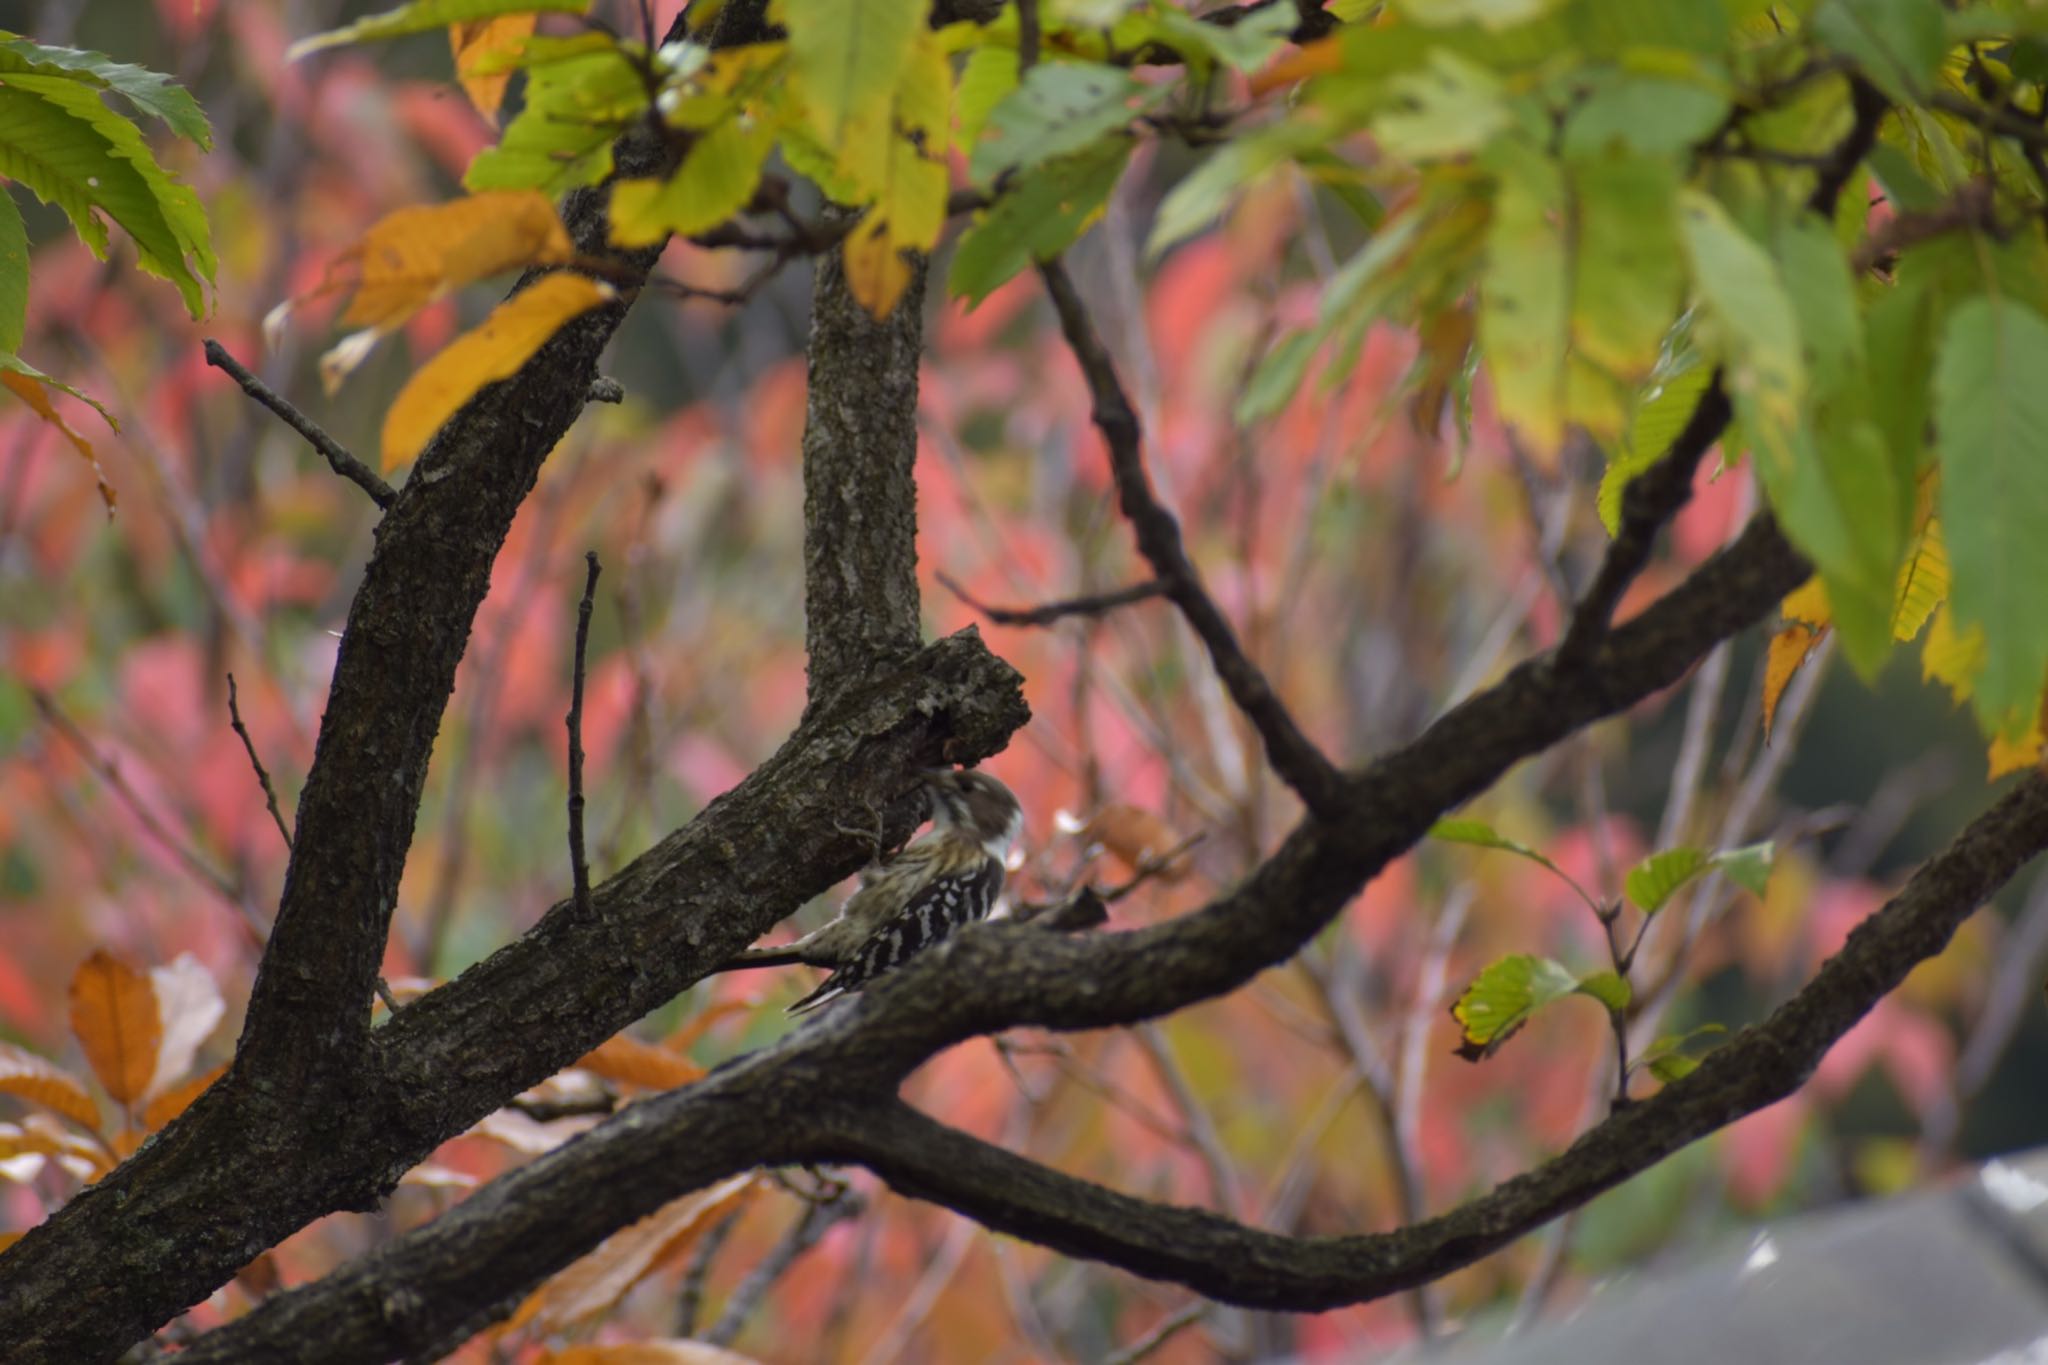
[{"x1": 726, "y1": 769, "x2": 1023, "y2": 1014}]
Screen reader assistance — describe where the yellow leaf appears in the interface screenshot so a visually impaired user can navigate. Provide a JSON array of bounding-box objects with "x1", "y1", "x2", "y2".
[
  {"x1": 452, "y1": 16, "x2": 539, "y2": 122},
  {"x1": 1987, "y1": 721, "x2": 2044, "y2": 780},
  {"x1": 1923, "y1": 603, "x2": 1986, "y2": 704},
  {"x1": 510, "y1": 1175, "x2": 758, "y2": 1334},
  {"x1": 0, "y1": 1041, "x2": 101, "y2": 1132},
  {"x1": 67, "y1": 949, "x2": 161, "y2": 1109},
  {"x1": 0, "y1": 371, "x2": 115, "y2": 515},
  {"x1": 381, "y1": 273, "x2": 614, "y2": 469},
  {"x1": 610, "y1": 116, "x2": 778, "y2": 248},
  {"x1": 1890, "y1": 516, "x2": 1948, "y2": 642},
  {"x1": 325, "y1": 192, "x2": 577, "y2": 332},
  {"x1": 1763, "y1": 623, "x2": 1823, "y2": 740},
  {"x1": 1780, "y1": 576, "x2": 1831, "y2": 628},
  {"x1": 575, "y1": 1034, "x2": 705, "y2": 1091},
  {"x1": 838, "y1": 31, "x2": 951, "y2": 317}
]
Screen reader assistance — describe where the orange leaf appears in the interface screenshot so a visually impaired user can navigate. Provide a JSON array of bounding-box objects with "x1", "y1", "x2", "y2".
[
  {"x1": 0, "y1": 371, "x2": 115, "y2": 515},
  {"x1": 1247, "y1": 36, "x2": 1339, "y2": 95},
  {"x1": 451, "y1": 16, "x2": 538, "y2": 122},
  {"x1": 663, "y1": 1000, "x2": 753, "y2": 1054},
  {"x1": 510, "y1": 1175, "x2": 758, "y2": 1334},
  {"x1": 142, "y1": 1061, "x2": 227, "y2": 1133},
  {"x1": 380, "y1": 273, "x2": 614, "y2": 469},
  {"x1": 328, "y1": 192, "x2": 577, "y2": 332},
  {"x1": 67, "y1": 950, "x2": 161, "y2": 1108},
  {"x1": 842, "y1": 211, "x2": 915, "y2": 319},
  {"x1": 1762, "y1": 624, "x2": 1823, "y2": 741},
  {"x1": 576, "y1": 1034, "x2": 705, "y2": 1092},
  {"x1": 0, "y1": 1041, "x2": 100, "y2": 1131}
]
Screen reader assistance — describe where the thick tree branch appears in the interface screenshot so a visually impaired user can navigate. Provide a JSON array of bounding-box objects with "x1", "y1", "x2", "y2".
[
  {"x1": 178, "y1": 760, "x2": 2048, "y2": 1359},
  {"x1": 173, "y1": 506, "x2": 1808, "y2": 1359},
  {"x1": 850, "y1": 748, "x2": 2048, "y2": 1299},
  {"x1": 800, "y1": 227, "x2": 929, "y2": 711},
  {"x1": 1040, "y1": 260, "x2": 1348, "y2": 819}
]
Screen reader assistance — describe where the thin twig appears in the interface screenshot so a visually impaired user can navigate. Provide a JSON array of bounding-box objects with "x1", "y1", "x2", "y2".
[
  {"x1": 938, "y1": 571, "x2": 1168, "y2": 626},
  {"x1": 1103, "y1": 1300, "x2": 1209, "y2": 1365},
  {"x1": 1017, "y1": 0, "x2": 1041, "y2": 73},
  {"x1": 202, "y1": 340, "x2": 395, "y2": 509},
  {"x1": 226, "y1": 673, "x2": 293, "y2": 851},
  {"x1": 567, "y1": 552, "x2": 602, "y2": 918},
  {"x1": 1039, "y1": 259, "x2": 1347, "y2": 819},
  {"x1": 674, "y1": 1206, "x2": 743, "y2": 1338},
  {"x1": 705, "y1": 1189, "x2": 865, "y2": 1346}
]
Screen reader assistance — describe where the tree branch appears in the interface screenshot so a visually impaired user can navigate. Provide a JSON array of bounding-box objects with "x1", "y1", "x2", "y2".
[
  {"x1": 938, "y1": 571, "x2": 1169, "y2": 626},
  {"x1": 799, "y1": 221, "x2": 929, "y2": 712},
  {"x1": 177, "y1": 763, "x2": 2048, "y2": 1358},
  {"x1": 177, "y1": 508, "x2": 1810, "y2": 1358},
  {"x1": 1039, "y1": 259, "x2": 1347, "y2": 819},
  {"x1": 202, "y1": 339, "x2": 396, "y2": 509}
]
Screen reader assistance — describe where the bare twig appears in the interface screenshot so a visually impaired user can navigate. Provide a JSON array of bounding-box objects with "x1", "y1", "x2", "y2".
[
  {"x1": 567, "y1": 552, "x2": 602, "y2": 918},
  {"x1": 1017, "y1": 0, "x2": 1041, "y2": 73},
  {"x1": 202, "y1": 340, "x2": 395, "y2": 509},
  {"x1": 1040, "y1": 260, "x2": 1347, "y2": 819},
  {"x1": 674, "y1": 1207, "x2": 743, "y2": 1338},
  {"x1": 705, "y1": 1188, "x2": 865, "y2": 1346},
  {"x1": 227, "y1": 674, "x2": 293, "y2": 852},
  {"x1": 938, "y1": 571, "x2": 1168, "y2": 626},
  {"x1": 1103, "y1": 1301, "x2": 1209, "y2": 1365}
]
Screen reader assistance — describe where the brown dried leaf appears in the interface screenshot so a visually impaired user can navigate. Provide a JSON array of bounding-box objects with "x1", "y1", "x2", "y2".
[
  {"x1": 576, "y1": 1034, "x2": 705, "y2": 1093},
  {"x1": 67, "y1": 950, "x2": 161, "y2": 1108},
  {"x1": 510, "y1": 1175, "x2": 758, "y2": 1335},
  {"x1": 1078, "y1": 804, "x2": 1190, "y2": 882},
  {"x1": 0, "y1": 1041, "x2": 101, "y2": 1131}
]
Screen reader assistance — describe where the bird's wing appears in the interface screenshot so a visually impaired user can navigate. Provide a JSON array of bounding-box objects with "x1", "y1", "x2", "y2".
[{"x1": 787, "y1": 858, "x2": 1002, "y2": 1015}]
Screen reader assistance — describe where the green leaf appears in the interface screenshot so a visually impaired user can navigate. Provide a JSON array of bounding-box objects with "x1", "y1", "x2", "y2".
[
  {"x1": 1624, "y1": 847, "x2": 1711, "y2": 915},
  {"x1": 1148, "y1": 122, "x2": 1317, "y2": 259},
  {"x1": 286, "y1": 0, "x2": 588, "y2": 60},
  {"x1": 1577, "y1": 969, "x2": 1632, "y2": 1013},
  {"x1": 1811, "y1": 0, "x2": 1948, "y2": 102},
  {"x1": 1864, "y1": 269, "x2": 1934, "y2": 494},
  {"x1": 969, "y1": 62, "x2": 1161, "y2": 184},
  {"x1": 1373, "y1": 50, "x2": 1511, "y2": 162},
  {"x1": 953, "y1": 43, "x2": 1019, "y2": 154},
  {"x1": 1679, "y1": 188, "x2": 1804, "y2": 429},
  {"x1": 1450, "y1": 953, "x2": 1583, "y2": 1060},
  {"x1": 1151, "y1": 4, "x2": 1295, "y2": 71},
  {"x1": 1934, "y1": 295, "x2": 2048, "y2": 736},
  {"x1": 0, "y1": 36, "x2": 211, "y2": 149},
  {"x1": 784, "y1": 0, "x2": 924, "y2": 163},
  {"x1": 463, "y1": 46, "x2": 644, "y2": 193},
  {"x1": 1715, "y1": 841, "x2": 1775, "y2": 897},
  {"x1": 1767, "y1": 219, "x2": 1899, "y2": 675},
  {"x1": 1625, "y1": 841, "x2": 1775, "y2": 914},
  {"x1": 610, "y1": 117, "x2": 775, "y2": 247},
  {"x1": 1599, "y1": 361, "x2": 1714, "y2": 535},
  {"x1": 0, "y1": 190, "x2": 25, "y2": 355},
  {"x1": 1479, "y1": 147, "x2": 1569, "y2": 450},
  {"x1": 1571, "y1": 152, "x2": 1683, "y2": 379},
  {"x1": 950, "y1": 137, "x2": 1130, "y2": 306},
  {"x1": 0, "y1": 83, "x2": 211, "y2": 316},
  {"x1": 1560, "y1": 73, "x2": 1729, "y2": 159},
  {"x1": 0, "y1": 348, "x2": 115, "y2": 425},
  {"x1": 1397, "y1": 0, "x2": 1563, "y2": 27},
  {"x1": 1640, "y1": 1022, "x2": 1727, "y2": 1082},
  {"x1": 1236, "y1": 330, "x2": 1322, "y2": 426}
]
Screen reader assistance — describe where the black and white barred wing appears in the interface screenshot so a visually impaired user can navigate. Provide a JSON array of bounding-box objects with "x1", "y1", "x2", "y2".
[{"x1": 786, "y1": 858, "x2": 1003, "y2": 1015}]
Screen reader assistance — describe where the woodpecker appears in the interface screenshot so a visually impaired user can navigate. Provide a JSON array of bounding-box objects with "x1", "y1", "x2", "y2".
[{"x1": 730, "y1": 769, "x2": 1022, "y2": 1014}]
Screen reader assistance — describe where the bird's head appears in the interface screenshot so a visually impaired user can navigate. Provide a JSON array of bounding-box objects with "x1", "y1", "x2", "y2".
[{"x1": 925, "y1": 768, "x2": 1023, "y2": 860}]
